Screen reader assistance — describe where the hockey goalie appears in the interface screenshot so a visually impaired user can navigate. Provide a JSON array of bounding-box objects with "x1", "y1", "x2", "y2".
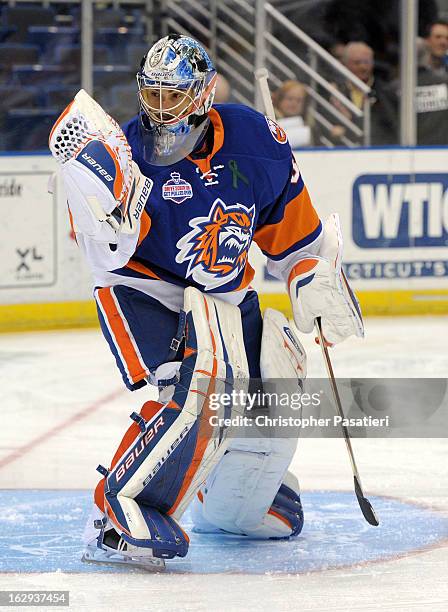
[{"x1": 49, "y1": 34, "x2": 363, "y2": 570}]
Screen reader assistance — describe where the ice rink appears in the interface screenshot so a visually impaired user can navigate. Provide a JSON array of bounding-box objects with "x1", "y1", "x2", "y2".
[{"x1": 1, "y1": 316, "x2": 447, "y2": 611}]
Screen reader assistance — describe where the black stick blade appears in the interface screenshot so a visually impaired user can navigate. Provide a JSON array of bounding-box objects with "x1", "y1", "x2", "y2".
[{"x1": 354, "y1": 476, "x2": 380, "y2": 526}]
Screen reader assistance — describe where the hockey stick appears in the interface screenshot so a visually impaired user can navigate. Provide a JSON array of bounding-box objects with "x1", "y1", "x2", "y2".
[
  {"x1": 254, "y1": 68, "x2": 277, "y2": 119},
  {"x1": 315, "y1": 318, "x2": 379, "y2": 526},
  {"x1": 255, "y1": 68, "x2": 379, "y2": 526}
]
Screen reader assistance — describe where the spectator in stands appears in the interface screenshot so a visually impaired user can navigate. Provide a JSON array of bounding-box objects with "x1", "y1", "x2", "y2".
[
  {"x1": 341, "y1": 42, "x2": 375, "y2": 101},
  {"x1": 323, "y1": 0, "x2": 439, "y2": 81},
  {"x1": 214, "y1": 74, "x2": 231, "y2": 103},
  {"x1": 415, "y1": 34, "x2": 448, "y2": 144},
  {"x1": 385, "y1": 36, "x2": 448, "y2": 145},
  {"x1": 328, "y1": 41, "x2": 346, "y2": 64},
  {"x1": 274, "y1": 80, "x2": 308, "y2": 118},
  {"x1": 424, "y1": 21, "x2": 448, "y2": 77},
  {"x1": 273, "y1": 80, "x2": 311, "y2": 147},
  {"x1": 316, "y1": 41, "x2": 396, "y2": 146}
]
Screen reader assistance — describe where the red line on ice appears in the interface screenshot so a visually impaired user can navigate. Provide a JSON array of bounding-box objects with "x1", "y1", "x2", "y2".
[{"x1": 0, "y1": 388, "x2": 124, "y2": 470}]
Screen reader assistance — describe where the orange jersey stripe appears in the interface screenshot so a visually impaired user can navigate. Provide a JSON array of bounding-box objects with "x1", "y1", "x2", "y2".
[
  {"x1": 97, "y1": 287, "x2": 149, "y2": 384},
  {"x1": 254, "y1": 185, "x2": 320, "y2": 257},
  {"x1": 234, "y1": 261, "x2": 256, "y2": 292},
  {"x1": 187, "y1": 107, "x2": 225, "y2": 174},
  {"x1": 125, "y1": 258, "x2": 160, "y2": 280}
]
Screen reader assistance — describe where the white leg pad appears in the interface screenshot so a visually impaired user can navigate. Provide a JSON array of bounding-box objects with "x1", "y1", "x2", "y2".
[{"x1": 192, "y1": 309, "x2": 306, "y2": 538}]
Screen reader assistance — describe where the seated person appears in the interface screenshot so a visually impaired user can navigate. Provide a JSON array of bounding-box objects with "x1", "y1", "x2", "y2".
[{"x1": 273, "y1": 80, "x2": 311, "y2": 147}]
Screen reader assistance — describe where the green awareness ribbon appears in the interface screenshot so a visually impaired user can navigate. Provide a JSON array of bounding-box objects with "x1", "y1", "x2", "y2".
[{"x1": 228, "y1": 160, "x2": 249, "y2": 189}]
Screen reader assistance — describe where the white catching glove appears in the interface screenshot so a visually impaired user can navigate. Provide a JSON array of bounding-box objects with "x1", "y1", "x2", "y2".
[
  {"x1": 287, "y1": 214, "x2": 364, "y2": 345},
  {"x1": 49, "y1": 89, "x2": 151, "y2": 242}
]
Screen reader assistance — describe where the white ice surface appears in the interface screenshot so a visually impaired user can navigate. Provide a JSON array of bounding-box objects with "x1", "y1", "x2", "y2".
[{"x1": 0, "y1": 316, "x2": 447, "y2": 611}]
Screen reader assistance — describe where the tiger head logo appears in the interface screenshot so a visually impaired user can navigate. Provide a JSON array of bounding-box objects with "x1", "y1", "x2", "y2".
[{"x1": 176, "y1": 198, "x2": 255, "y2": 290}]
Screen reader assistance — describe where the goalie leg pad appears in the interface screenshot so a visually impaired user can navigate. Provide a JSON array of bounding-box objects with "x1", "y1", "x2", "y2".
[
  {"x1": 191, "y1": 473, "x2": 303, "y2": 539},
  {"x1": 95, "y1": 287, "x2": 249, "y2": 556},
  {"x1": 191, "y1": 308, "x2": 306, "y2": 539}
]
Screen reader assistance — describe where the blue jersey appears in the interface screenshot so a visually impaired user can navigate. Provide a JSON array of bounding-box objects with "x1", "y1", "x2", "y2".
[
  {"x1": 74, "y1": 104, "x2": 322, "y2": 312},
  {"x1": 116, "y1": 104, "x2": 321, "y2": 296}
]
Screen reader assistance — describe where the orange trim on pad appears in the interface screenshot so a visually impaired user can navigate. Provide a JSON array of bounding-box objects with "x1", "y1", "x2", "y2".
[
  {"x1": 49, "y1": 99, "x2": 74, "y2": 142},
  {"x1": 268, "y1": 508, "x2": 293, "y2": 530},
  {"x1": 168, "y1": 296, "x2": 218, "y2": 516},
  {"x1": 125, "y1": 258, "x2": 160, "y2": 280},
  {"x1": 287, "y1": 257, "x2": 319, "y2": 287},
  {"x1": 104, "y1": 141, "x2": 125, "y2": 202},
  {"x1": 94, "y1": 401, "x2": 164, "y2": 513}
]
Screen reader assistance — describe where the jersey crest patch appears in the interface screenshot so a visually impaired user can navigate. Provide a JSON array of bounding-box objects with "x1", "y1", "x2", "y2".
[
  {"x1": 265, "y1": 117, "x2": 288, "y2": 144},
  {"x1": 162, "y1": 172, "x2": 193, "y2": 204},
  {"x1": 176, "y1": 198, "x2": 255, "y2": 290}
]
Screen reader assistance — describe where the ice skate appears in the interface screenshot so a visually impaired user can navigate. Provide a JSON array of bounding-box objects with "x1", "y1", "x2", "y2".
[
  {"x1": 81, "y1": 505, "x2": 165, "y2": 572},
  {"x1": 81, "y1": 528, "x2": 166, "y2": 572}
]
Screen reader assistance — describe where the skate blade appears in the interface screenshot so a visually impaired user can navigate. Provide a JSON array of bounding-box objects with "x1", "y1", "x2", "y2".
[{"x1": 81, "y1": 548, "x2": 166, "y2": 572}]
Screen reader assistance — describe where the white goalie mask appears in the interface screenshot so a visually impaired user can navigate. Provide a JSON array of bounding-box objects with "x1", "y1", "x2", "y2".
[{"x1": 136, "y1": 34, "x2": 217, "y2": 166}]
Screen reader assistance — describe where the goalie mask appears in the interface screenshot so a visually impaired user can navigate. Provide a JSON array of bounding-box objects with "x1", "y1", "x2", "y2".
[{"x1": 137, "y1": 34, "x2": 217, "y2": 166}]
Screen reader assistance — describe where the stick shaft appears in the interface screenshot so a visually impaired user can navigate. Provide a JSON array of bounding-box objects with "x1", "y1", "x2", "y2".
[
  {"x1": 254, "y1": 68, "x2": 276, "y2": 120},
  {"x1": 315, "y1": 318, "x2": 361, "y2": 483}
]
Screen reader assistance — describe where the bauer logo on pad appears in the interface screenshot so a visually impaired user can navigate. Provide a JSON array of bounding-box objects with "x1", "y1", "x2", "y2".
[{"x1": 75, "y1": 139, "x2": 124, "y2": 203}]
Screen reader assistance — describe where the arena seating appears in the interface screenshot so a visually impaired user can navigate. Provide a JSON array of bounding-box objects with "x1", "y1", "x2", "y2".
[
  {"x1": 0, "y1": 1, "x2": 149, "y2": 150},
  {"x1": 3, "y1": 107, "x2": 60, "y2": 150},
  {"x1": 1, "y1": 5, "x2": 55, "y2": 42}
]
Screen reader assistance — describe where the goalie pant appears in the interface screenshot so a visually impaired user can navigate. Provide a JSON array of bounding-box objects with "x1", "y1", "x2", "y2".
[{"x1": 94, "y1": 285, "x2": 263, "y2": 391}]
